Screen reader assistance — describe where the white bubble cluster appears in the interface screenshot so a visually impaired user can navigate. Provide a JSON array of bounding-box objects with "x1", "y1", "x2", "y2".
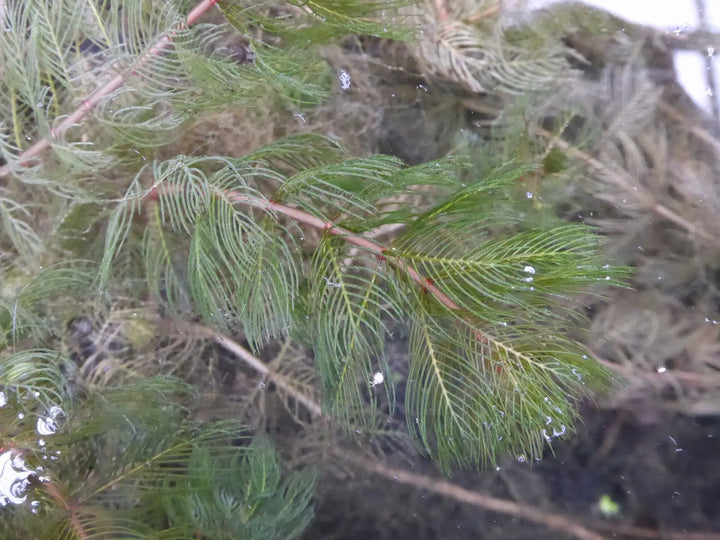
[
  {"x1": 339, "y1": 69, "x2": 351, "y2": 90},
  {"x1": 0, "y1": 451, "x2": 36, "y2": 507},
  {"x1": 522, "y1": 265, "x2": 536, "y2": 283},
  {"x1": 36, "y1": 405, "x2": 64, "y2": 436}
]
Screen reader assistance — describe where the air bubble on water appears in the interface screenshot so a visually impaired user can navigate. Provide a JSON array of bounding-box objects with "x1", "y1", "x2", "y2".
[
  {"x1": 543, "y1": 424, "x2": 566, "y2": 441},
  {"x1": 525, "y1": 192, "x2": 533, "y2": 199},
  {"x1": 516, "y1": 454, "x2": 526, "y2": 463},
  {"x1": 338, "y1": 69, "x2": 351, "y2": 90},
  {"x1": 0, "y1": 392, "x2": 6, "y2": 408},
  {"x1": 708, "y1": 47, "x2": 716, "y2": 57},
  {"x1": 36, "y1": 405, "x2": 63, "y2": 436},
  {"x1": 522, "y1": 265, "x2": 535, "y2": 283},
  {"x1": 668, "y1": 435, "x2": 683, "y2": 452},
  {"x1": 0, "y1": 451, "x2": 37, "y2": 507},
  {"x1": 370, "y1": 371, "x2": 384, "y2": 387}
]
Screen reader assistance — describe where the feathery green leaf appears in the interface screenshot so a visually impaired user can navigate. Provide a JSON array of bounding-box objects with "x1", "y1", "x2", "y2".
[
  {"x1": 311, "y1": 237, "x2": 397, "y2": 428},
  {"x1": 406, "y1": 310, "x2": 613, "y2": 472}
]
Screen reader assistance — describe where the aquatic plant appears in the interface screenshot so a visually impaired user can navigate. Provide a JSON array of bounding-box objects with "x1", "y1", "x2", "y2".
[{"x1": 0, "y1": 1, "x2": 626, "y2": 537}]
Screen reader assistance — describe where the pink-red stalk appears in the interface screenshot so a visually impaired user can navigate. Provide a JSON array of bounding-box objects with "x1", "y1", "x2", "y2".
[{"x1": 0, "y1": 0, "x2": 219, "y2": 178}]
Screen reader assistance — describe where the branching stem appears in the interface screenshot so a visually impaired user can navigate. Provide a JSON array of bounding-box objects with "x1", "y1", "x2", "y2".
[
  {"x1": 0, "y1": 0, "x2": 220, "y2": 178},
  {"x1": 463, "y1": 3, "x2": 501, "y2": 25},
  {"x1": 658, "y1": 101, "x2": 720, "y2": 155},
  {"x1": 460, "y1": 97, "x2": 720, "y2": 250},
  {"x1": 345, "y1": 452, "x2": 605, "y2": 540},
  {"x1": 535, "y1": 128, "x2": 720, "y2": 250},
  {"x1": 43, "y1": 481, "x2": 89, "y2": 540},
  {"x1": 226, "y1": 192, "x2": 462, "y2": 310},
  {"x1": 190, "y1": 322, "x2": 323, "y2": 419},
  {"x1": 196, "y1": 325, "x2": 605, "y2": 540}
]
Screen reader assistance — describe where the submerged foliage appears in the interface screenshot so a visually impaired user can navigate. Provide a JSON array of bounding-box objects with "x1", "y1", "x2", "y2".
[
  {"x1": 1, "y1": 0, "x2": 629, "y2": 537},
  {"x1": 0, "y1": 373, "x2": 314, "y2": 539}
]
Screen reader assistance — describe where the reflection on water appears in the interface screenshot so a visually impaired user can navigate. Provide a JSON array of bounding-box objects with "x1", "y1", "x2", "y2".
[
  {"x1": 0, "y1": 451, "x2": 37, "y2": 507},
  {"x1": 0, "y1": 399, "x2": 63, "y2": 509},
  {"x1": 36, "y1": 405, "x2": 64, "y2": 436}
]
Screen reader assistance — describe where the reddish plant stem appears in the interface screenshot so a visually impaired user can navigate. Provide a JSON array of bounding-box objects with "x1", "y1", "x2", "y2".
[
  {"x1": 190, "y1": 322, "x2": 324, "y2": 419},
  {"x1": 463, "y1": 3, "x2": 501, "y2": 25},
  {"x1": 43, "y1": 481, "x2": 90, "y2": 540},
  {"x1": 225, "y1": 192, "x2": 462, "y2": 311},
  {"x1": 345, "y1": 453, "x2": 605, "y2": 540},
  {"x1": 432, "y1": 0, "x2": 450, "y2": 21},
  {"x1": 0, "y1": 0, "x2": 219, "y2": 178},
  {"x1": 187, "y1": 333, "x2": 714, "y2": 540}
]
